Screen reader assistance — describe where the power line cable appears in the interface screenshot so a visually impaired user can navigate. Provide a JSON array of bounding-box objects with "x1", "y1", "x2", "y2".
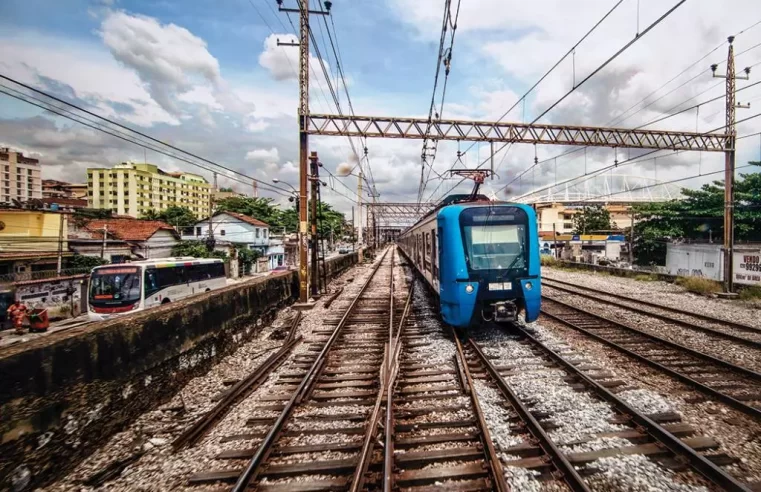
[
  {"x1": 0, "y1": 85, "x2": 292, "y2": 198},
  {"x1": 424, "y1": 0, "x2": 681, "y2": 204}
]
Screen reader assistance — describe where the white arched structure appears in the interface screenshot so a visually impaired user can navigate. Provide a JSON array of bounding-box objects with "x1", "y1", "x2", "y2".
[{"x1": 513, "y1": 174, "x2": 683, "y2": 204}]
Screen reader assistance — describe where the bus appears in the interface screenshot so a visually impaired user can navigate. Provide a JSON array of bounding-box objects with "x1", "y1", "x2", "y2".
[{"x1": 88, "y1": 257, "x2": 227, "y2": 321}]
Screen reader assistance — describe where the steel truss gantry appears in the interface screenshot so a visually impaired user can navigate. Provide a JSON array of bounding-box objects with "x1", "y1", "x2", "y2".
[
  {"x1": 306, "y1": 114, "x2": 730, "y2": 152},
  {"x1": 368, "y1": 202, "x2": 436, "y2": 228}
]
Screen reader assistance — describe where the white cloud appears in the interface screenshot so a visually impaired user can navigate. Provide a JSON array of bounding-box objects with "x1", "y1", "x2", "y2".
[
  {"x1": 101, "y1": 11, "x2": 221, "y2": 114},
  {"x1": 245, "y1": 147, "x2": 280, "y2": 162}
]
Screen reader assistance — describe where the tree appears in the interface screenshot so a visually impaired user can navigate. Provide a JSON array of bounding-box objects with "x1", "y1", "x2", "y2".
[
  {"x1": 216, "y1": 196, "x2": 284, "y2": 230},
  {"x1": 66, "y1": 254, "x2": 108, "y2": 270},
  {"x1": 158, "y1": 206, "x2": 198, "y2": 228},
  {"x1": 572, "y1": 205, "x2": 614, "y2": 234},
  {"x1": 219, "y1": 187, "x2": 234, "y2": 192},
  {"x1": 141, "y1": 206, "x2": 197, "y2": 228},
  {"x1": 632, "y1": 162, "x2": 761, "y2": 265},
  {"x1": 172, "y1": 241, "x2": 228, "y2": 259}
]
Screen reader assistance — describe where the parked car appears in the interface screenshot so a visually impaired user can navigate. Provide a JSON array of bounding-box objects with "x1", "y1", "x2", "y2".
[{"x1": 338, "y1": 247, "x2": 350, "y2": 254}]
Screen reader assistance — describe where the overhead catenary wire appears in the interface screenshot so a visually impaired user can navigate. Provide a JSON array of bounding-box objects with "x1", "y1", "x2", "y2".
[
  {"x1": 426, "y1": 0, "x2": 691, "y2": 204},
  {"x1": 496, "y1": 27, "x2": 761, "y2": 197},
  {"x1": 0, "y1": 85, "x2": 293, "y2": 198},
  {"x1": 0, "y1": 74, "x2": 295, "y2": 198},
  {"x1": 512, "y1": 113, "x2": 761, "y2": 202}
]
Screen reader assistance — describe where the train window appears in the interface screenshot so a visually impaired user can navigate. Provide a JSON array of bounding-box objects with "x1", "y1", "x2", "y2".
[{"x1": 432, "y1": 231, "x2": 438, "y2": 279}]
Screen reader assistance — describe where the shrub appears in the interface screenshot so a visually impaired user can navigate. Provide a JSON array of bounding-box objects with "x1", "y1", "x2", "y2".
[
  {"x1": 739, "y1": 285, "x2": 761, "y2": 301},
  {"x1": 633, "y1": 273, "x2": 658, "y2": 282},
  {"x1": 541, "y1": 256, "x2": 561, "y2": 267},
  {"x1": 675, "y1": 276, "x2": 722, "y2": 296}
]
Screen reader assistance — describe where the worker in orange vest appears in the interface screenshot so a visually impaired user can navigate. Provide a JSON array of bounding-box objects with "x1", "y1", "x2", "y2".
[{"x1": 7, "y1": 300, "x2": 28, "y2": 336}]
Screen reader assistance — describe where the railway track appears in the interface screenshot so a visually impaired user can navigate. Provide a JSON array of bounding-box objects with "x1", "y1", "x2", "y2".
[
  {"x1": 463, "y1": 325, "x2": 752, "y2": 491},
  {"x1": 543, "y1": 277, "x2": 761, "y2": 348},
  {"x1": 541, "y1": 295, "x2": 761, "y2": 421},
  {"x1": 185, "y1": 248, "x2": 401, "y2": 490},
  {"x1": 379, "y1": 287, "x2": 508, "y2": 491}
]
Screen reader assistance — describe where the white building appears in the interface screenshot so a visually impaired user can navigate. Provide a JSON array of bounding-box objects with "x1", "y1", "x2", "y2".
[
  {"x1": 183, "y1": 211, "x2": 270, "y2": 256},
  {"x1": 0, "y1": 148, "x2": 43, "y2": 204}
]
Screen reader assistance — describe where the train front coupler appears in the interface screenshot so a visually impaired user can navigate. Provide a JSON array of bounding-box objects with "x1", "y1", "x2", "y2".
[{"x1": 486, "y1": 300, "x2": 518, "y2": 323}]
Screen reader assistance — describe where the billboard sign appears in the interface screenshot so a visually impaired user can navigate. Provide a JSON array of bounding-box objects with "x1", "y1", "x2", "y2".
[{"x1": 734, "y1": 249, "x2": 761, "y2": 286}]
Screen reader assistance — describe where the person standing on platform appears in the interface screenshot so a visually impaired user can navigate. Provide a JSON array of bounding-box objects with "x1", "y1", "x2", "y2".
[{"x1": 7, "y1": 300, "x2": 27, "y2": 336}]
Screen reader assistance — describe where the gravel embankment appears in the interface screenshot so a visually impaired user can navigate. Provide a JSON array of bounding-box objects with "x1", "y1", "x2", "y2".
[
  {"x1": 43, "y1": 257, "x2": 381, "y2": 492},
  {"x1": 531, "y1": 315, "x2": 761, "y2": 486},
  {"x1": 544, "y1": 267, "x2": 761, "y2": 328},
  {"x1": 471, "y1": 324, "x2": 712, "y2": 492},
  {"x1": 544, "y1": 285, "x2": 761, "y2": 374}
]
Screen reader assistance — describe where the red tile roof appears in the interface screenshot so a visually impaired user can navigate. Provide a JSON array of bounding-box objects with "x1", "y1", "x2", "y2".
[
  {"x1": 85, "y1": 218, "x2": 179, "y2": 242},
  {"x1": 42, "y1": 197, "x2": 88, "y2": 208},
  {"x1": 217, "y1": 211, "x2": 269, "y2": 228}
]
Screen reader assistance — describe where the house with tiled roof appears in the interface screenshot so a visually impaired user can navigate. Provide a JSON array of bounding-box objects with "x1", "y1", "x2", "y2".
[
  {"x1": 69, "y1": 217, "x2": 180, "y2": 261},
  {"x1": 181, "y1": 211, "x2": 281, "y2": 269}
]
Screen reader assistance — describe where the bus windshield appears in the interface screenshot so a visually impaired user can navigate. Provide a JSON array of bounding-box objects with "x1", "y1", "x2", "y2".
[
  {"x1": 463, "y1": 224, "x2": 527, "y2": 271},
  {"x1": 90, "y1": 267, "x2": 142, "y2": 305}
]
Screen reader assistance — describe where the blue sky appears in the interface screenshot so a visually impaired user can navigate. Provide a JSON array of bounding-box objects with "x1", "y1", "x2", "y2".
[{"x1": 1, "y1": 0, "x2": 760, "y2": 214}]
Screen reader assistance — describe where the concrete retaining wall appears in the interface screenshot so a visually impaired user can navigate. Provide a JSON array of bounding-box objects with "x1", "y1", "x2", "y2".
[
  {"x1": 552, "y1": 260, "x2": 679, "y2": 282},
  {"x1": 0, "y1": 254, "x2": 358, "y2": 490}
]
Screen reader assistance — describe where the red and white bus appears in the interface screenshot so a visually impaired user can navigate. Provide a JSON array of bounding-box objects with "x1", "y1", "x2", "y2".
[{"x1": 88, "y1": 257, "x2": 227, "y2": 321}]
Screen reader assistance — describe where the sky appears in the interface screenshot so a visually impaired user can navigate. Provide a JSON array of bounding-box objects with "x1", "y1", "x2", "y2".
[{"x1": 1, "y1": 0, "x2": 760, "y2": 219}]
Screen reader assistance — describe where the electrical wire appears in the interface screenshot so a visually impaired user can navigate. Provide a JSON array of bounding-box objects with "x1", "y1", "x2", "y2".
[
  {"x1": 0, "y1": 74, "x2": 295, "y2": 198},
  {"x1": 0, "y1": 85, "x2": 292, "y2": 198}
]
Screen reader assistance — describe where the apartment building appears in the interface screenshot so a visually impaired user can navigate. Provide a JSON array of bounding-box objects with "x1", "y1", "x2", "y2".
[
  {"x1": 87, "y1": 162, "x2": 211, "y2": 219},
  {"x1": 0, "y1": 148, "x2": 43, "y2": 204},
  {"x1": 42, "y1": 179, "x2": 88, "y2": 199}
]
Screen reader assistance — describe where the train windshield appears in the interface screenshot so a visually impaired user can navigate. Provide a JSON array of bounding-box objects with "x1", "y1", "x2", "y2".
[
  {"x1": 89, "y1": 266, "x2": 142, "y2": 306},
  {"x1": 460, "y1": 206, "x2": 528, "y2": 272}
]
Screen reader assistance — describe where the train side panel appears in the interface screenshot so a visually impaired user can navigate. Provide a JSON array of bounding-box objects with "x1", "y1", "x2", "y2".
[{"x1": 437, "y1": 207, "x2": 478, "y2": 327}]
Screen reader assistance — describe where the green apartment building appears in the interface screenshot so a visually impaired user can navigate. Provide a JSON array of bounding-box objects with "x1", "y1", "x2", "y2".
[{"x1": 87, "y1": 163, "x2": 211, "y2": 219}]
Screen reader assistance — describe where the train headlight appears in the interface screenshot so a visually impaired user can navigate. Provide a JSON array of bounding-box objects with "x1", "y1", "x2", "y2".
[
  {"x1": 465, "y1": 284, "x2": 474, "y2": 294},
  {"x1": 525, "y1": 282, "x2": 533, "y2": 290}
]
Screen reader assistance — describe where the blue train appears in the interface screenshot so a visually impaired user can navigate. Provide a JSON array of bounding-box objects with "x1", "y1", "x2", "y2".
[{"x1": 397, "y1": 195, "x2": 541, "y2": 328}]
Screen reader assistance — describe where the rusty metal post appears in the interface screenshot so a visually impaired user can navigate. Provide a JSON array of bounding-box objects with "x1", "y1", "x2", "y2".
[
  {"x1": 724, "y1": 38, "x2": 737, "y2": 293},
  {"x1": 309, "y1": 151, "x2": 319, "y2": 296},
  {"x1": 712, "y1": 36, "x2": 750, "y2": 293},
  {"x1": 297, "y1": 0, "x2": 310, "y2": 302}
]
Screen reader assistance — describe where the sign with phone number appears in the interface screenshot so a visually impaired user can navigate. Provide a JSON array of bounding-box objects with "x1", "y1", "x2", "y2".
[{"x1": 734, "y1": 251, "x2": 761, "y2": 286}]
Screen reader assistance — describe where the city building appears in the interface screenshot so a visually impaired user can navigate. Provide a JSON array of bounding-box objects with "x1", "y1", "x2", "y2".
[
  {"x1": 87, "y1": 162, "x2": 211, "y2": 219},
  {"x1": 41, "y1": 197, "x2": 89, "y2": 212},
  {"x1": 213, "y1": 189, "x2": 246, "y2": 202},
  {"x1": 70, "y1": 217, "x2": 180, "y2": 260},
  {"x1": 42, "y1": 179, "x2": 87, "y2": 199},
  {"x1": 0, "y1": 148, "x2": 43, "y2": 204},
  {"x1": 0, "y1": 209, "x2": 71, "y2": 281},
  {"x1": 534, "y1": 202, "x2": 634, "y2": 235},
  {"x1": 182, "y1": 211, "x2": 270, "y2": 256}
]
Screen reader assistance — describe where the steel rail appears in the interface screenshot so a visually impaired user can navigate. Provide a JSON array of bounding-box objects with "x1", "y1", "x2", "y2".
[
  {"x1": 543, "y1": 276, "x2": 761, "y2": 334},
  {"x1": 543, "y1": 279, "x2": 761, "y2": 348},
  {"x1": 383, "y1": 281, "x2": 414, "y2": 492},
  {"x1": 350, "y1": 283, "x2": 415, "y2": 491},
  {"x1": 513, "y1": 324, "x2": 751, "y2": 492},
  {"x1": 171, "y1": 312, "x2": 302, "y2": 451},
  {"x1": 542, "y1": 295, "x2": 761, "y2": 382},
  {"x1": 231, "y1": 248, "x2": 391, "y2": 492},
  {"x1": 541, "y1": 297, "x2": 761, "y2": 421},
  {"x1": 452, "y1": 330, "x2": 510, "y2": 492},
  {"x1": 466, "y1": 338, "x2": 592, "y2": 492}
]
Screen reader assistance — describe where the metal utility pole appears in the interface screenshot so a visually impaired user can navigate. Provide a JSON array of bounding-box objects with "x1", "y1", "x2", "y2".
[
  {"x1": 309, "y1": 151, "x2": 320, "y2": 296},
  {"x1": 351, "y1": 206, "x2": 355, "y2": 251},
  {"x1": 101, "y1": 224, "x2": 108, "y2": 260},
  {"x1": 356, "y1": 167, "x2": 363, "y2": 248},
  {"x1": 276, "y1": 0, "x2": 330, "y2": 302},
  {"x1": 552, "y1": 223, "x2": 558, "y2": 260},
  {"x1": 712, "y1": 36, "x2": 751, "y2": 293},
  {"x1": 56, "y1": 212, "x2": 64, "y2": 275},
  {"x1": 629, "y1": 209, "x2": 635, "y2": 265},
  {"x1": 207, "y1": 172, "x2": 216, "y2": 251},
  {"x1": 490, "y1": 142, "x2": 495, "y2": 180},
  {"x1": 252, "y1": 180, "x2": 258, "y2": 198}
]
